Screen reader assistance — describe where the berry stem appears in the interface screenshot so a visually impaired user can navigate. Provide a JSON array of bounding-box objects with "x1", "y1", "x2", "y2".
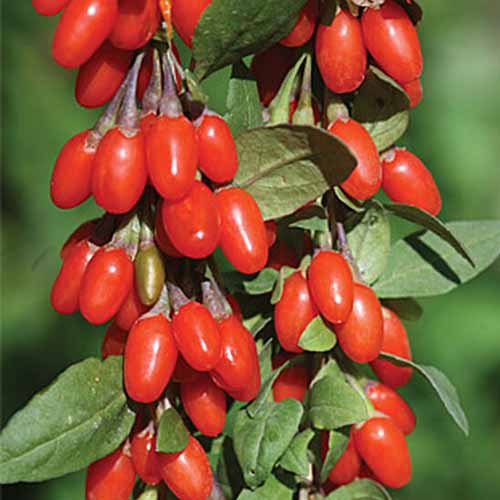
[
  {"x1": 336, "y1": 221, "x2": 364, "y2": 282},
  {"x1": 141, "y1": 48, "x2": 162, "y2": 115},
  {"x1": 209, "y1": 478, "x2": 227, "y2": 500},
  {"x1": 148, "y1": 284, "x2": 171, "y2": 319},
  {"x1": 292, "y1": 53, "x2": 315, "y2": 126},
  {"x1": 110, "y1": 212, "x2": 141, "y2": 260},
  {"x1": 118, "y1": 51, "x2": 145, "y2": 133},
  {"x1": 87, "y1": 77, "x2": 127, "y2": 147},
  {"x1": 201, "y1": 280, "x2": 231, "y2": 321},
  {"x1": 166, "y1": 281, "x2": 190, "y2": 311},
  {"x1": 159, "y1": 50, "x2": 183, "y2": 117},
  {"x1": 323, "y1": 89, "x2": 349, "y2": 125}
]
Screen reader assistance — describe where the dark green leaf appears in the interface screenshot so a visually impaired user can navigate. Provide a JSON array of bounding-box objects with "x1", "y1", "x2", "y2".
[
  {"x1": 206, "y1": 434, "x2": 226, "y2": 471},
  {"x1": 298, "y1": 316, "x2": 337, "y2": 352},
  {"x1": 363, "y1": 111, "x2": 409, "y2": 153},
  {"x1": 223, "y1": 402, "x2": 248, "y2": 440},
  {"x1": 0, "y1": 357, "x2": 135, "y2": 484},
  {"x1": 373, "y1": 220, "x2": 500, "y2": 298},
  {"x1": 247, "y1": 358, "x2": 292, "y2": 418},
  {"x1": 320, "y1": 430, "x2": 349, "y2": 483},
  {"x1": 248, "y1": 354, "x2": 307, "y2": 418},
  {"x1": 184, "y1": 69, "x2": 209, "y2": 105},
  {"x1": 156, "y1": 408, "x2": 190, "y2": 453},
  {"x1": 243, "y1": 268, "x2": 280, "y2": 295},
  {"x1": 237, "y1": 472, "x2": 294, "y2": 500},
  {"x1": 381, "y1": 298, "x2": 423, "y2": 322},
  {"x1": 309, "y1": 362, "x2": 369, "y2": 430},
  {"x1": 268, "y1": 54, "x2": 307, "y2": 125},
  {"x1": 223, "y1": 266, "x2": 279, "y2": 295},
  {"x1": 256, "y1": 338, "x2": 274, "y2": 391},
  {"x1": 285, "y1": 204, "x2": 329, "y2": 232},
  {"x1": 384, "y1": 203, "x2": 474, "y2": 266},
  {"x1": 225, "y1": 61, "x2": 263, "y2": 136},
  {"x1": 346, "y1": 202, "x2": 391, "y2": 284},
  {"x1": 240, "y1": 295, "x2": 274, "y2": 337},
  {"x1": 380, "y1": 353, "x2": 469, "y2": 436},
  {"x1": 216, "y1": 437, "x2": 246, "y2": 498},
  {"x1": 326, "y1": 479, "x2": 391, "y2": 500},
  {"x1": 270, "y1": 265, "x2": 297, "y2": 304},
  {"x1": 310, "y1": 359, "x2": 343, "y2": 386},
  {"x1": 244, "y1": 313, "x2": 273, "y2": 338},
  {"x1": 233, "y1": 399, "x2": 304, "y2": 488},
  {"x1": 352, "y1": 67, "x2": 410, "y2": 151},
  {"x1": 193, "y1": 0, "x2": 307, "y2": 79},
  {"x1": 279, "y1": 428, "x2": 315, "y2": 477},
  {"x1": 234, "y1": 125, "x2": 356, "y2": 220},
  {"x1": 334, "y1": 187, "x2": 366, "y2": 213}
]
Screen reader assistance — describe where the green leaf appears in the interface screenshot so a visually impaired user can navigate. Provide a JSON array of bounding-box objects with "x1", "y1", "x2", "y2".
[
  {"x1": 258, "y1": 339, "x2": 274, "y2": 383},
  {"x1": 225, "y1": 61, "x2": 263, "y2": 136},
  {"x1": 310, "y1": 358, "x2": 343, "y2": 387},
  {"x1": 244, "y1": 312, "x2": 273, "y2": 337},
  {"x1": 233, "y1": 399, "x2": 304, "y2": 488},
  {"x1": 156, "y1": 408, "x2": 189, "y2": 453},
  {"x1": 326, "y1": 479, "x2": 391, "y2": 500},
  {"x1": 380, "y1": 353, "x2": 469, "y2": 436},
  {"x1": 320, "y1": 430, "x2": 349, "y2": 483},
  {"x1": 216, "y1": 437, "x2": 246, "y2": 497},
  {"x1": 373, "y1": 220, "x2": 500, "y2": 298},
  {"x1": 268, "y1": 54, "x2": 307, "y2": 125},
  {"x1": 334, "y1": 187, "x2": 366, "y2": 213},
  {"x1": 137, "y1": 485, "x2": 160, "y2": 500},
  {"x1": 243, "y1": 268, "x2": 280, "y2": 295},
  {"x1": 247, "y1": 358, "x2": 292, "y2": 418},
  {"x1": 298, "y1": 316, "x2": 337, "y2": 352},
  {"x1": 309, "y1": 361, "x2": 369, "y2": 430},
  {"x1": 239, "y1": 295, "x2": 274, "y2": 337},
  {"x1": 381, "y1": 298, "x2": 423, "y2": 322},
  {"x1": 270, "y1": 265, "x2": 297, "y2": 305},
  {"x1": 352, "y1": 67, "x2": 410, "y2": 152},
  {"x1": 346, "y1": 202, "x2": 391, "y2": 284},
  {"x1": 234, "y1": 125, "x2": 356, "y2": 220},
  {"x1": 223, "y1": 402, "x2": 248, "y2": 440},
  {"x1": 248, "y1": 354, "x2": 307, "y2": 418},
  {"x1": 0, "y1": 357, "x2": 135, "y2": 484},
  {"x1": 285, "y1": 204, "x2": 329, "y2": 233},
  {"x1": 193, "y1": 0, "x2": 307, "y2": 79},
  {"x1": 366, "y1": 111, "x2": 409, "y2": 153},
  {"x1": 383, "y1": 203, "x2": 474, "y2": 266},
  {"x1": 237, "y1": 472, "x2": 294, "y2": 500},
  {"x1": 279, "y1": 428, "x2": 315, "y2": 477},
  {"x1": 220, "y1": 267, "x2": 280, "y2": 298}
]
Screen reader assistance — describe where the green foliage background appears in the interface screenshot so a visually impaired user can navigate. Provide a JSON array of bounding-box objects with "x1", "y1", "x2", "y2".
[{"x1": 2, "y1": 1, "x2": 500, "y2": 498}]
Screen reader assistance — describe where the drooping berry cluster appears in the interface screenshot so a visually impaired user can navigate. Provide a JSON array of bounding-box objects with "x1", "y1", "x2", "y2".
[
  {"x1": 248, "y1": 0, "x2": 433, "y2": 493},
  {"x1": 252, "y1": 0, "x2": 441, "y2": 211},
  {"x1": 40, "y1": 2, "x2": 270, "y2": 496},
  {"x1": 32, "y1": 0, "x2": 449, "y2": 498}
]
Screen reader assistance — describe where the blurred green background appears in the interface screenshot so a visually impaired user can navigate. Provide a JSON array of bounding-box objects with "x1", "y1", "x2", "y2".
[{"x1": 2, "y1": 1, "x2": 500, "y2": 498}]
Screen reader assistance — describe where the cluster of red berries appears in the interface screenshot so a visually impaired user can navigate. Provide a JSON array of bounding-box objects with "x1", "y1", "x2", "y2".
[
  {"x1": 37, "y1": 2, "x2": 268, "y2": 498},
  {"x1": 273, "y1": 285, "x2": 415, "y2": 489},
  {"x1": 36, "y1": 0, "x2": 435, "y2": 498},
  {"x1": 253, "y1": 0, "x2": 442, "y2": 214},
  {"x1": 46, "y1": 51, "x2": 266, "y2": 500},
  {"x1": 87, "y1": 285, "x2": 259, "y2": 500},
  {"x1": 86, "y1": 429, "x2": 212, "y2": 500},
  {"x1": 52, "y1": 210, "x2": 260, "y2": 500},
  {"x1": 51, "y1": 41, "x2": 269, "y2": 274},
  {"x1": 322, "y1": 380, "x2": 415, "y2": 491}
]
